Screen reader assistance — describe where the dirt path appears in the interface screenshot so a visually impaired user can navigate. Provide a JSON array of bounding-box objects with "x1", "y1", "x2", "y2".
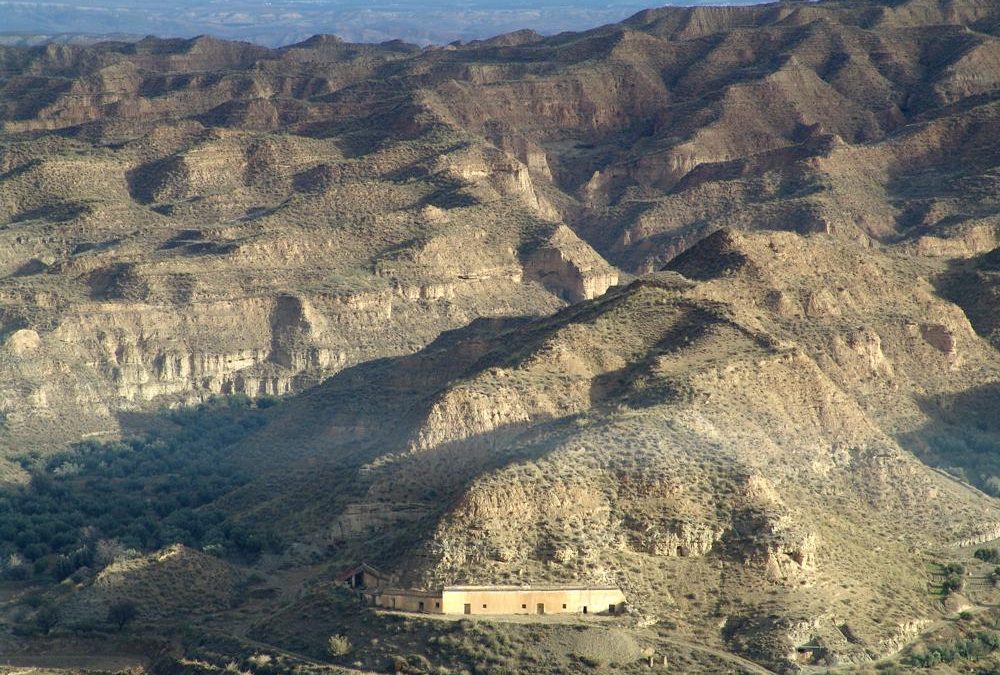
[
  {"x1": 0, "y1": 655, "x2": 146, "y2": 670},
  {"x1": 374, "y1": 608, "x2": 620, "y2": 625},
  {"x1": 237, "y1": 635, "x2": 327, "y2": 666},
  {"x1": 235, "y1": 636, "x2": 372, "y2": 674},
  {"x1": 656, "y1": 635, "x2": 778, "y2": 675}
]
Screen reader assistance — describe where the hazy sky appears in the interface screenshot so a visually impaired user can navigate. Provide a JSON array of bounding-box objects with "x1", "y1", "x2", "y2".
[{"x1": 0, "y1": 0, "x2": 760, "y2": 46}]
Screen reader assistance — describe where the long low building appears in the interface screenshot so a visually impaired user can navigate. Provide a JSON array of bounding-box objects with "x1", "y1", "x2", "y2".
[{"x1": 377, "y1": 584, "x2": 626, "y2": 616}]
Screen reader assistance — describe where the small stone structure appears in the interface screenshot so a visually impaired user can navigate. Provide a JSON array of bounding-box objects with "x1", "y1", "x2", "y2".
[
  {"x1": 336, "y1": 562, "x2": 392, "y2": 591},
  {"x1": 377, "y1": 584, "x2": 626, "y2": 616}
]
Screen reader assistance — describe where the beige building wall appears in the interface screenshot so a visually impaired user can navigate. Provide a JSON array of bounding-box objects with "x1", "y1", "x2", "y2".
[
  {"x1": 377, "y1": 589, "x2": 443, "y2": 613},
  {"x1": 440, "y1": 586, "x2": 626, "y2": 616}
]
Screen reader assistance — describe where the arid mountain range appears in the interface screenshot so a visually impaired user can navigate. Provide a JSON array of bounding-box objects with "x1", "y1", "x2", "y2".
[
  {"x1": 0, "y1": 0, "x2": 748, "y2": 47},
  {"x1": 0, "y1": 0, "x2": 999, "y2": 672}
]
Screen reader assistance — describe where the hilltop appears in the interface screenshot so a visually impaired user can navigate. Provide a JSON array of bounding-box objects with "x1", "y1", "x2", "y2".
[{"x1": 221, "y1": 228, "x2": 1000, "y2": 669}]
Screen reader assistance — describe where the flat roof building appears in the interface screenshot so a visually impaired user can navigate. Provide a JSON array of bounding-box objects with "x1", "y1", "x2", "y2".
[{"x1": 377, "y1": 584, "x2": 626, "y2": 616}]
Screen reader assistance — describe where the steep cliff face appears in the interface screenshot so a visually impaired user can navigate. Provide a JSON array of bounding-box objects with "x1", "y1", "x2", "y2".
[
  {"x1": 0, "y1": 271, "x2": 567, "y2": 448},
  {"x1": 0, "y1": 106, "x2": 610, "y2": 447},
  {"x1": 524, "y1": 224, "x2": 620, "y2": 302}
]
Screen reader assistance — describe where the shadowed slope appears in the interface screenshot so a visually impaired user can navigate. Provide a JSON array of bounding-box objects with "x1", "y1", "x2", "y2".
[{"x1": 217, "y1": 229, "x2": 1000, "y2": 669}]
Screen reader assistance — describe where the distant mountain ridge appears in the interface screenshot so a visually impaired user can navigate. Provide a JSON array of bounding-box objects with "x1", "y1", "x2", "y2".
[
  {"x1": 0, "y1": 33, "x2": 145, "y2": 48},
  {"x1": 0, "y1": 0, "x2": 767, "y2": 48}
]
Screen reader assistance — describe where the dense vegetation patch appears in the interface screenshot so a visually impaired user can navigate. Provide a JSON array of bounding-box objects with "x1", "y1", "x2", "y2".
[
  {"x1": 976, "y1": 549, "x2": 1000, "y2": 564},
  {"x1": 0, "y1": 396, "x2": 278, "y2": 583},
  {"x1": 915, "y1": 410, "x2": 1000, "y2": 497},
  {"x1": 896, "y1": 610, "x2": 1000, "y2": 672},
  {"x1": 907, "y1": 630, "x2": 1000, "y2": 668},
  {"x1": 939, "y1": 562, "x2": 966, "y2": 595}
]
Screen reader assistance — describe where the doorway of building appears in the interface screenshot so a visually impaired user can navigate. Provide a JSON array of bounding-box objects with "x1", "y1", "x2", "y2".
[
  {"x1": 464, "y1": 603, "x2": 471, "y2": 615},
  {"x1": 537, "y1": 603, "x2": 545, "y2": 615},
  {"x1": 609, "y1": 604, "x2": 616, "y2": 615},
  {"x1": 583, "y1": 606, "x2": 588, "y2": 614},
  {"x1": 418, "y1": 601, "x2": 424, "y2": 612}
]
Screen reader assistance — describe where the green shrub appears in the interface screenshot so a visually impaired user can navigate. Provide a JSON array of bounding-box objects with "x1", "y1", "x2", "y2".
[
  {"x1": 941, "y1": 562, "x2": 966, "y2": 595},
  {"x1": 975, "y1": 549, "x2": 1000, "y2": 564},
  {"x1": 942, "y1": 576, "x2": 963, "y2": 593},
  {"x1": 942, "y1": 563, "x2": 965, "y2": 576},
  {"x1": 34, "y1": 605, "x2": 59, "y2": 634},
  {"x1": 327, "y1": 634, "x2": 352, "y2": 656},
  {"x1": 107, "y1": 600, "x2": 138, "y2": 630},
  {"x1": 3, "y1": 564, "x2": 30, "y2": 581},
  {"x1": 906, "y1": 631, "x2": 1000, "y2": 667}
]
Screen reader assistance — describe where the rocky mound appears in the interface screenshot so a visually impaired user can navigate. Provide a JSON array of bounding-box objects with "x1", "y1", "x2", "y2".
[
  {"x1": 58, "y1": 544, "x2": 247, "y2": 626},
  {"x1": 223, "y1": 229, "x2": 1000, "y2": 670}
]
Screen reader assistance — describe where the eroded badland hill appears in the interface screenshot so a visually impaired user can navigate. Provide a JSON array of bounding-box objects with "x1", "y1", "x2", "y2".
[{"x1": 0, "y1": 0, "x2": 999, "y2": 672}]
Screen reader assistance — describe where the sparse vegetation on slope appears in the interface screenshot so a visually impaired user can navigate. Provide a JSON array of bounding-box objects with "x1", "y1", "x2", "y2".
[{"x1": 217, "y1": 230, "x2": 1000, "y2": 671}]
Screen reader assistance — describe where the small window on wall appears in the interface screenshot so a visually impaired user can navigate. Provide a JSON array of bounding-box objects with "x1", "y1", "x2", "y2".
[
  {"x1": 483, "y1": 604, "x2": 487, "y2": 609},
  {"x1": 522, "y1": 604, "x2": 527, "y2": 609},
  {"x1": 436, "y1": 602, "x2": 440, "y2": 608},
  {"x1": 562, "y1": 604, "x2": 567, "y2": 609}
]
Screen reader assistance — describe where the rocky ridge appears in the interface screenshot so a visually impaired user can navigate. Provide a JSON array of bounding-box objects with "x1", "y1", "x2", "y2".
[{"x1": 218, "y1": 228, "x2": 1000, "y2": 669}]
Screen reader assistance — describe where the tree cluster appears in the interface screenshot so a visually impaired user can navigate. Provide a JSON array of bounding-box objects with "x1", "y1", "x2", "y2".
[{"x1": 0, "y1": 398, "x2": 281, "y2": 583}]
